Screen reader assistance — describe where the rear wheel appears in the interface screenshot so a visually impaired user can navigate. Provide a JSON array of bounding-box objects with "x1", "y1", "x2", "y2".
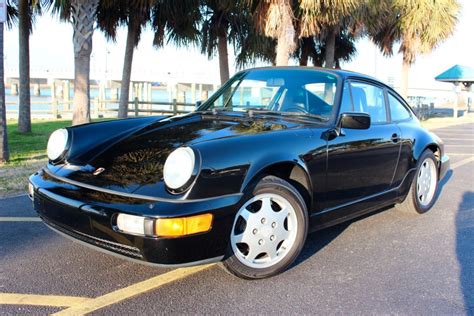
[
  {"x1": 222, "y1": 176, "x2": 308, "y2": 279},
  {"x1": 396, "y1": 150, "x2": 438, "y2": 214}
]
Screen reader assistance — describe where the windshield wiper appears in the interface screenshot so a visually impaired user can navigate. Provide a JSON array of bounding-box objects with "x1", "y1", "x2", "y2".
[{"x1": 246, "y1": 108, "x2": 327, "y2": 122}]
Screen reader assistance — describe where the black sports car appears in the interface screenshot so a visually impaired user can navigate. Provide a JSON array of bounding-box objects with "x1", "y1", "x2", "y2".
[{"x1": 29, "y1": 67, "x2": 450, "y2": 279}]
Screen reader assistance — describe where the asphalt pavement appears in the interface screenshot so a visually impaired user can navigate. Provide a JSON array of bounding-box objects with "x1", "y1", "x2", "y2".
[{"x1": 1, "y1": 123, "x2": 473, "y2": 315}]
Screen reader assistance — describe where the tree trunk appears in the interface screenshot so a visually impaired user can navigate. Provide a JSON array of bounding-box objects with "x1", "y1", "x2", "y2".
[
  {"x1": 71, "y1": 0, "x2": 98, "y2": 126},
  {"x1": 18, "y1": 0, "x2": 31, "y2": 133},
  {"x1": 324, "y1": 26, "x2": 337, "y2": 69},
  {"x1": 275, "y1": 26, "x2": 295, "y2": 66},
  {"x1": 0, "y1": 23, "x2": 9, "y2": 162},
  {"x1": 274, "y1": 0, "x2": 296, "y2": 66},
  {"x1": 401, "y1": 57, "x2": 409, "y2": 99},
  {"x1": 299, "y1": 38, "x2": 311, "y2": 66},
  {"x1": 217, "y1": 31, "x2": 229, "y2": 85},
  {"x1": 118, "y1": 19, "x2": 139, "y2": 119}
]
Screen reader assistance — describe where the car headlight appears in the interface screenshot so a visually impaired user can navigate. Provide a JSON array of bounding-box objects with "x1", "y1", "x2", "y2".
[
  {"x1": 163, "y1": 147, "x2": 196, "y2": 191},
  {"x1": 47, "y1": 128, "x2": 69, "y2": 161}
]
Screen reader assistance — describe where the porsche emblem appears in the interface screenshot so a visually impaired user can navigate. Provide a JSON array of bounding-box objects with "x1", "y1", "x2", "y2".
[{"x1": 92, "y1": 167, "x2": 105, "y2": 176}]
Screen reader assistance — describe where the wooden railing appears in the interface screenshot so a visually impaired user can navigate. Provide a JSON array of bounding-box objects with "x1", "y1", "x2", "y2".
[{"x1": 6, "y1": 97, "x2": 196, "y2": 118}]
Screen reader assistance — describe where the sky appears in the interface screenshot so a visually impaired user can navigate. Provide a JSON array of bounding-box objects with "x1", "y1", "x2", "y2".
[{"x1": 3, "y1": 0, "x2": 474, "y2": 93}]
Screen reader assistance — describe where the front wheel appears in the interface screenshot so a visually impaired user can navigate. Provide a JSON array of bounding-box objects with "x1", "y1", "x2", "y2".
[
  {"x1": 222, "y1": 176, "x2": 308, "y2": 279},
  {"x1": 396, "y1": 150, "x2": 439, "y2": 214}
]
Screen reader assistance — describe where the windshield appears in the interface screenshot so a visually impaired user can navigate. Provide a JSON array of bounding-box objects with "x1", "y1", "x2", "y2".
[{"x1": 200, "y1": 69, "x2": 339, "y2": 121}]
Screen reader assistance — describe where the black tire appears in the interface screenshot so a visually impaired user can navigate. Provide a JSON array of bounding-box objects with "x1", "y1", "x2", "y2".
[
  {"x1": 221, "y1": 175, "x2": 309, "y2": 279},
  {"x1": 396, "y1": 150, "x2": 439, "y2": 214}
]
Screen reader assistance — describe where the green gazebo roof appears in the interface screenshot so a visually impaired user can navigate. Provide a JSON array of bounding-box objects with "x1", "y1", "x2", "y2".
[{"x1": 435, "y1": 64, "x2": 474, "y2": 82}]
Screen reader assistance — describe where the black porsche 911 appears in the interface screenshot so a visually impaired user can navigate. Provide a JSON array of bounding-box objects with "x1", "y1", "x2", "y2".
[{"x1": 29, "y1": 67, "x2": 449, "y2": 279}]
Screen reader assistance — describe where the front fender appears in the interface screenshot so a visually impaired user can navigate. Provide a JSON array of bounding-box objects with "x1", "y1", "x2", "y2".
[{"x1": 188, "y1": 128, "x2": 315, "y2": 200}]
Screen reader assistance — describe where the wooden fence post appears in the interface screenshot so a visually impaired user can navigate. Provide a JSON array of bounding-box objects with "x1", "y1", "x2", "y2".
[
  {"x1": 52, "y1": 100, "x2": 58, "y2": 119},
  {"x1": 134, "y1": 97, "x2": 139, "y2": 117},
  {"x1": 173, "y1": 98, "x2": 177, "y2": 115}
]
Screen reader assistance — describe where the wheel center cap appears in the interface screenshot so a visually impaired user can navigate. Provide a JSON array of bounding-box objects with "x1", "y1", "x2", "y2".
[{"x1": 260, "y1": 225, "x2": 273, "y2": 238}]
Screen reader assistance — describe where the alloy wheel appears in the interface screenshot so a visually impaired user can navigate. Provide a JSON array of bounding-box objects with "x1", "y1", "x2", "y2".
[{"x1": 230, "y1": 193, "x2": 298, "y2": 269}]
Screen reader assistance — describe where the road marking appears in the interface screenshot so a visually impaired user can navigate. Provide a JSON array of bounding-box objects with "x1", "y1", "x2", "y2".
[
  {"x1": 451, "y1": 156, "x2": 474, "y2": 170},
  {"x1": 53, "y1": 264, "x2": 216, "y2": 315},
  {"x1": 0, "y1": 293, "x2": 92, "y2": 307},
  {"x1": 0, "y1": 217, "x2": 41, "y2": 222}
]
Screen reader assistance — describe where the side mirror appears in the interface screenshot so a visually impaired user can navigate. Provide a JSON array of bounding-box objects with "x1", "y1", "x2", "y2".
[
  {"x1": 195, "y1": 101, "x2": 202, "y2": 108},
  {"x1": 339, "y1": 112, "x2": 370, "y2": 130}
]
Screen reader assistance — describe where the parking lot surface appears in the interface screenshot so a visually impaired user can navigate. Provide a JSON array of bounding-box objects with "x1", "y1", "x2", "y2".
[{"x1": 1, "y1": 123, "x2": 473, "y2": 315}]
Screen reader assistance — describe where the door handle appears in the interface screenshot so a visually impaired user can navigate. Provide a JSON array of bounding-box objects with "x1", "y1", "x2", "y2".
[{"x1": 391, "y1": 133, "x2": 400, "y2": 143}]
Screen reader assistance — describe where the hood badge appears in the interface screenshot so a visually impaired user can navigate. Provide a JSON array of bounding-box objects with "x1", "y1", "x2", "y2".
[{"x1": 92, "y1": 167, "x2": 105, "y2": 176}]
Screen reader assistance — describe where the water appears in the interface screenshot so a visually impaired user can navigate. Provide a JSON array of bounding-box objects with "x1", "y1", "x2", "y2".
[{"x1": 5, "y1": 87, "x2": 197, "y2": 111}]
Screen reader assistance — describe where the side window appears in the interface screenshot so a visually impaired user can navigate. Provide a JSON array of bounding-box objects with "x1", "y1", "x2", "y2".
[
  {"x1": 350, "y1": 82, "x2": 387, "y2": 124},
  {"x1": 388, "y1": 93, "x2": 411, "y2": 121},
  {"x1": 339, "y1": 82, "x2": 353, "y2": 113}
]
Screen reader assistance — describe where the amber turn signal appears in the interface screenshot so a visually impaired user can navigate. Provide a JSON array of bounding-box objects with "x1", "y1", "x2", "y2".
[{"x1": 155, "y1": 213, "x2": 213, "y2": 237}]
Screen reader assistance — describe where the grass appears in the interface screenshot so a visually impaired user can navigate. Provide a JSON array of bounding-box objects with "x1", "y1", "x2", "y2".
[
  {"x1": 6, "y1": 119, "x2": 72, "y2": 165},
  {"x1": 0, "y1": 119, "x2": 72, "y2": 197}
]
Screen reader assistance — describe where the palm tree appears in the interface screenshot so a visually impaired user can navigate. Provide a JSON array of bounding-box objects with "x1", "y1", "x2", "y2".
[
  {"x1": 299, "y1": 0, "x2": 360, "y2": 69},
  {"x1": 252, "y1": 0, "x2": 296, "y2": 66},
  {"x1": 17, "y1": 0, "x2": 45, "y2": 133},
  {"x1": 295, "y1": 30, "x2": 356, "y2": 67},
  {"x1": 98, "y1": 0, "x2": 200, "y2": 118},
  {"x1": 362, "y1": 0, "x2": 460, "y2": 98},
  {"x1": 97, "y1": 0, "x2": 152, "y2": 119},
  {"x1": 250, "y1": 0, "x2": 359, "y2": 67},
  {"x1": 234, "y1": 18, "x2": 276, "y2": 68},
  {"x1": 53, "y1": 0, "x2": 99, "y2": 125},
  {"x1": 396, "y1": 0, "x2": 459, "y2": 98},
  {"x1": 0, "y1": 1, "x2": 17, "y2": 162},
  {"x1": 200, "y1": 0, "x2": 248, "y2": 84}
]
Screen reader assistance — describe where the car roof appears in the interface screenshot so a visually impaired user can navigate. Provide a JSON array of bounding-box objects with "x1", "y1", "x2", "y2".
[{"x1": 245, "y1": 66, "x2": 385, "y2": 85}]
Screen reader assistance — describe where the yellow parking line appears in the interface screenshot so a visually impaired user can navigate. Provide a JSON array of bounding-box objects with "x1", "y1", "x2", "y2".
[
  {"x1": 53, "y1": 264, "x2": 216, "y2": 315},
  {"x1": 0, "y1": 293, "x2": 92, "y2": 307},
  {"x1": 0, "y1": 217, "x2": 42, "y2": 222},
  {"x1": 451, "y1": 156, "x2": 474, "y2": 170}
]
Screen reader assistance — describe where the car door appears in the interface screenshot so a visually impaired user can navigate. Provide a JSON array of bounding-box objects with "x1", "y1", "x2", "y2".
[{"x1": 324, "y1": 80, "x2": 402, "y2": 210}]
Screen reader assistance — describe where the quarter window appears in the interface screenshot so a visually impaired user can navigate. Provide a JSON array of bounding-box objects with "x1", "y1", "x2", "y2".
[
  {"x1": 339, "y1": 82, "x2": 353, "y2": 113},
  {"x1": 388, "y1": 93, "x2": 411, "y2": 121},
  {"x1": 350, "y1": 82, "x2": 387, "y2": 124}
]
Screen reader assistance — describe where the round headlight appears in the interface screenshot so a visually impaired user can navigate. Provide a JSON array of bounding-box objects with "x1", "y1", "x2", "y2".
[
  {"x1": 163, "y1": 147, "x2": 196, "y2": 190},
  {"x1": 47, "y1": 128, "x2": 69, "y2": 161}
]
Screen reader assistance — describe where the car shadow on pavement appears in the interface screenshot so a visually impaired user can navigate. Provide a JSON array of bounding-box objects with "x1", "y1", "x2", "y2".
[
  {"x1": 291, "y1": 169, "x2": 454, "y2": 272},
  {"x1": 456, "y1": 191, "x2": 474, "y2": 313},
  {"x1": 433, "y1": 169, "x2": 453, "y2": 205}
]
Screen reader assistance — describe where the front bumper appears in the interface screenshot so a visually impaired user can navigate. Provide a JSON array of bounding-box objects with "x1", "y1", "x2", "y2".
[
  {"x1": 439, "y1": 154, "x2": 450, "y2": 180},
  {"x1": 29, "y1": 169, "x2": 242, "y2": 267}
]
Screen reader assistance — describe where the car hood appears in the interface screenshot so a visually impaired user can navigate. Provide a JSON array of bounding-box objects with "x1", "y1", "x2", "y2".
[{"x1": 54, "y1": 112, "x2": 309, "y2": 195}]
